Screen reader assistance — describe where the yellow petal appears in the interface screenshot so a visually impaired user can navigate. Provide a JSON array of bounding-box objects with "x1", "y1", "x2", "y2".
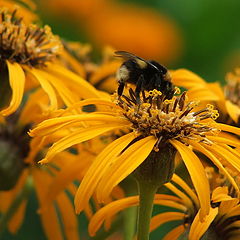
[
  {"x1": 207, "y1": 135, "x2": 240, "y2": 148},
  {"x1": 42, "y1": 124, "x2": 127, "y2": 163},
  {"x1": 74, "y1": 132, "x2": 136, "y2": 214},
  {"x1": 170, "y1": 140, "x2": 210, "y2": 220},
  {"x1": 32, "y1": 169, "x2": 63, "y2": 240},
  {"x1": 171, "y1": 174, "x2": 199, "y2": 207},
  {"x1": 8, "y1": 200, "x2": 27, "y2": 234},
  {"x1": 150, "y1": 212, "x2": 185, "y2": 232},
  {"x1": 190, "y1": 141, "x2": 239, "y2": 194},
  {"x1": 97, "y1": 136, "x2": 157, "y2": 203},
  {"x1": 187, "y1": 87, "x2": 220, "y2": 101},
  {"x1": 163, "y1": 225, "x2": 185, "y2": 240},
  {"x1": 29, "y1": 113, "x2": 128, "y2": 137},
  {"x1": 225, "y1": 100, "x2": 240, "y2": 123},
  {"x1": 46, "y1": 64, "x2": 102, "y2": 98},
  {"x1": 171, "y1": 69, "x2": 207, "y2": 88},
  {"x1": 88, "y1": 196, "x2": 139, "y2": 236},
  {"x1": 216, "y1": 123, "x2": 240, "y2": 136},
  {"x1": 189, "y1": 207, "x2": 218, "y2": 240},
  {"x1": 165, "y1": 182, "x2": 195, "y2": 210},
  {"x1": 1, "y1": 61, "x2": 25, "y2": 116},
  {"x1": 30, "y1": 68, "x2": 58, "y2": 111},
  {"x1": 56, "y1": 193, "x2": 79, "y2": 240},
  {"x1": 44, "y1": 152, "x2": 91, "y2": 207},
  {"x1": 212, "y1": 187, "x2": 234, "y2": 203},
  {"x1": 88, "y1": 194, "x2": 184, "y2": 237},
  {"x1": 205, "y1": 144, "x2": 240, "y2": 173}
]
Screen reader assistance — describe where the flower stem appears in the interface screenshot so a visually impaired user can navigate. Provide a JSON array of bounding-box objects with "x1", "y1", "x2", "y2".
[{"x1": 136, "y1": 180, "x2": 158, "y2": 240}]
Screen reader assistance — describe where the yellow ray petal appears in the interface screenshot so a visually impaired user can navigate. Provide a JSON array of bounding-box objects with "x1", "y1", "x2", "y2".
[
  {"x1": 164, "y1": 182, "x2": 194, "y2": 211},
  {"x1": 216, "y1": 123, "x2": 240, "y2": 136},
  {"x1": 171, "y1": 174, "x2": 199, "y2": 207},
  {"x1": 62, "y1": 98, "x2": 119, "y2": 114},
  {"x1": 36, "y1": 69, "x2": 80, "y2": 107},
  {"x1": 163, "y1": 225, "x2": 185, "y2": 240},
  {"x1": 88, "y1": 194, "x2": 183, "y2": 237},
  {"x1": 41, "y1": 124, "x2": 127, "y2": 163},
  {"x1": 29, "y1": 68, "x2": 58, "y2": 111},
  {"x1": 43, "y1": 153, "x2": 91, "y2": 207},
  {"x1": 56, "y1": 193, "x2": 79, "y2": 240},
  {"x1": 32, "y1": 169, "x2": 63, "y2": 240},
  {"x1": 211, "y1": 187, "x2": 234, "y2": 203},
  {"x1": 205, "y1": 144, "x2": 240, "y2": 173},
  {"x1": 207, "y1": 136, "x2": 240, "y2": 148},
  {"x1": 190, "y1": 141, "x2": 239, "y2": 193},
  {"x1": 1, "y1": 61, "x2": 25, "y2": 116},
  {"x1": 225, "y1": 100, "x2": 240, "y2": 123},
  {"x1": 189, "y1": 208, "x2": 218, "y2": 240},
  {"x1": 8, "y1": 200, "x2": 27, "y2": 234},
  {"x1": 170, "y1": 140, "x2": 210, "y2": 220},
  {"x1": 74, "y1": 132, "x2": 136, "y2": 214},
  {"x1": 97, "y1": 136, "x2": 157, "y2": 203},
  {"x1": 171, "y1": 69, "x2": 207, "y2": 88},
  {"x1": 46, "y1": 64, "x2": 102, "y2": 98},
  {"x1": 88, "y1": 196, "x2": 139, "y2": 236},
  {"x1": 29, "y1": 113, "x2": 129, "y2": 137},
  {"x1": 150, "y1": 212, "x2": 185, "y2": 232},
  {"x1": 187, "y1": 87, "x2": 220, "y2": 101}
]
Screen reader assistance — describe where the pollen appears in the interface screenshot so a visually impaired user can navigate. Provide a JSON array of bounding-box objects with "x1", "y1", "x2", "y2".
[
  {"x1": 224, "y1": 68, "x2": 240, "y2": 107},
  {"x1": 116, "y1": 89, "x2": 219, "y2": 149},
  {"x1": 0, "y1": 9, "x2": 62, "y2": 67}
]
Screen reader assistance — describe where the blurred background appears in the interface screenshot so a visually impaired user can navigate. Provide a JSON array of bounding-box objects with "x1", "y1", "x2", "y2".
[
  {"x1": 3, "y1": 0, "x2": 240, "y2": 239},
  {"x1": 35, "y1": 0, "x2": 240, "y2": 84}
]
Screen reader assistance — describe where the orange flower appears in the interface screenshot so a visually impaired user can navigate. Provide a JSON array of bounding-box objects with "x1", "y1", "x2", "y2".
[{"x1": 40, "y1": 0, "x2": 182, "y2": 64}]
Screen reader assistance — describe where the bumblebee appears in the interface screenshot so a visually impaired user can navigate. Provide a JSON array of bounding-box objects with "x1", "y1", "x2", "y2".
[{"x1": 115, "y1": 51, "x2": 175, "y2": 102}]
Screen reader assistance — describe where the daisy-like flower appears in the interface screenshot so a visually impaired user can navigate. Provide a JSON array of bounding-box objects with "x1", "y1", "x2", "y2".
[
  {"x1": 0, "y1": 7, "x2": 101, "y2": 116},
  {"x1": 30, "y1": 86, "x2": 240, "y2": 222},
  {"x1": 88, "y1": 173, "x2": 239, "y2": 240},
  {"x1": 0, "y1": 91, "x2": 81, "y2": 239}
]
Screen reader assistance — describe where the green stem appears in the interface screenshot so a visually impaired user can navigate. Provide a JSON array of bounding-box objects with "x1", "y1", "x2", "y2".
[
  {"x1": 0, "y1": 176, "x2": 33, "y2": 236},
  {"x1": 137, "y1": 181, "x2": 158, "y2": 240}
]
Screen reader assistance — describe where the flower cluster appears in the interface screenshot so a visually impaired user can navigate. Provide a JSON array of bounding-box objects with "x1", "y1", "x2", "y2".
[{"x1": 0, "y1": 1, "x2": 240, "y2": 240}]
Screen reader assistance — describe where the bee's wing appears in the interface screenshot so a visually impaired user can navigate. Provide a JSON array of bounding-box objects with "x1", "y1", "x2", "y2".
[{"x1": 115, "y1": 51, "x2": 159, "y2": 71}]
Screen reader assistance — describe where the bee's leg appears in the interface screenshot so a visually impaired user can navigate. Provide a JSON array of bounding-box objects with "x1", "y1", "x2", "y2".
[
  {"x1": 154, "y1": 74, "x2": 162, "y2": 91},
  {"x1": 135, "y1": 75, "x2": 144, "y2": 104},
  {"x1": 117, "y1": 81, "x2": 125, "y2": 96}
]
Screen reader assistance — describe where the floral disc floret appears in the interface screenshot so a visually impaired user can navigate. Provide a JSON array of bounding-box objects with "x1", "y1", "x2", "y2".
[
  {"x1": 0, "y1": 9, "x2": 62, "y2": 67},
  {"x1": 115, "y1": 88, "x2": 219, "y2": 150}
]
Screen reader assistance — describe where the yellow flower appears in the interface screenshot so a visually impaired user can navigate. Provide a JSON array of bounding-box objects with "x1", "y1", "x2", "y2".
[
  {"x1": 0, "y1": 8, "x2": 101, "y2": 116},
  {"x1": 0, "y1": 0, "x2": 38, "y2": 23},
  {"x1": 30, "y1": 86, "x2": 240, "y2": 221},
  {"x1": 0, "y1": 92, "x2": 80, "y2": 239},
  {"x1": 172, "y1": 68, "x2": 240, "y2": 125},
  {"x1": 88, "y1": 174, "x2": 238, "y2": 240}
]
